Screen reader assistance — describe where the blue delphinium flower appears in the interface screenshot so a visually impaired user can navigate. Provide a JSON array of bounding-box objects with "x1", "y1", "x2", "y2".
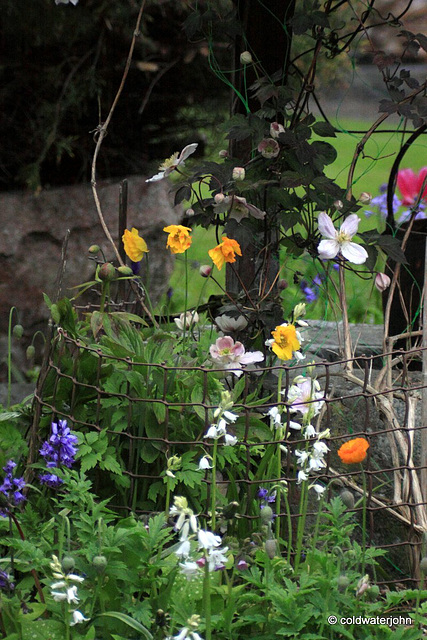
[
  {"x1": 39, "y1": 419, "x2": 78, "y2": 488},
  {"x1": 364, "y1": 184, "x2": 402, "y2": 219},
  {"x1": 0, "y1": 460, "x2": 26, "y2": 511}
]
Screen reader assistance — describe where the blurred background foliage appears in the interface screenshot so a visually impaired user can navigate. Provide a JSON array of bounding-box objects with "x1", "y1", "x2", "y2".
[{"x1": 0, "y1": 0, "x2": 233, "y2": 191}]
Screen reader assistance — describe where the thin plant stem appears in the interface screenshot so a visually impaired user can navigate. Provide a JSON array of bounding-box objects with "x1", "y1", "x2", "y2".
[
  {"x1": 211, "y1": 438, "x2": 218, "y2": 530},
  {"x1": 165, "y1": 475, "x2": 171, "y2": 516},
  {"x1": 294, "y1": 480, "x2": 309, "y2": 572},
  {"x1": 183, "y1": 251, "x2": 188, "y2": 345},
  {"x1": 275, "y1": 368, "x2": 283, "y2": 540},
  {"x1": 203, "y1": 560, "x2": 212, "y2": 640},
  {"x1": 7, "y1": 307, "x2": 18, "y2": 410},
  {"x1": 360, "y1": 464, "x2": 367, "y2": 577}
]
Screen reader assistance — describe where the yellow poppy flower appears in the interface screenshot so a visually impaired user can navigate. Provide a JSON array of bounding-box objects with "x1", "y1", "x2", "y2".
[
  {"x1": 208, "y1": 236, "x2": 242, "y2": 271},
  {"x1": 163, "y1": 225, "x2": 192, "y2": 254},
  {"x1": 122, "y1": 228, "x2": 148, "y2": 262},
  {"x1": 271, "y1": 324, "x2": 300, "y2": 361}
]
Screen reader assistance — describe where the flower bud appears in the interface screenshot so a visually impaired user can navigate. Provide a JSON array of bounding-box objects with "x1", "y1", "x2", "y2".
[
  {"x1": 334, "y1": 199, "x2": 343, "y2": 210},
  {"x1": 92, "y1": 555, "x2": 107, "y2": 574},
  {"x1": 337, "y1": 575, "x2": 350, "y2": 591},
  {"x1": 98, "y1": 263, "x2": 116, "y2": 282},
  {"x1": 196, "y1": 557, "x2": 206, "y2": 568},
  {"x1": 270, "y1": 122, "x2": 285, "y2": 139},
  {"x1": 359, "y1": 192, "x2": 372, "y2": 204},
  {"x1": 264, "y1": 538, "x2": 278, "y2": 559},
  {"x1": 186, "y1": 208, "x2": 195, "y2": 216},
  {"x1": 420, "y1": 556, "x2": 427, "y2": 573},
  {"x1": 232, "y1": 167, "x2": 245, "y2": 181},
  {"x1": 199, "y1": 265, "x2": 212, "y2": 278},
  {"x1": 240, "y1": 51, "x2": 253, "y2": 65},
  {"x1": 375, "y1": 272, "x2": 391, "y2": 292},
  {"x1": 236, "y1": 558, "x2": 249, "y2": 571},
  {"x1": 293, "y1": 302, "x2": 306, "y2": 320},
  {"x1": 117, "y1": 265, "x2": 133, "y2": 276},
  {"x1": 214, "y1": 193, "x2": 225, "y2": 204},
  {"x1": 260, "y1": 506, "x2": 274, "y2": 524},
  {"x1": 61, "y1": 556, "x2": 76, "y2": 573},
  {"x1": 12, "y1": 324, "x2": 24, "y2": 340},
  {"x1": 88, "y1": 244, "x2": 100, "y2": 254},
  {"x1": 340, "y1": 489, "x2": 355, "y2": 509},
  {"x1": 218, "y1": 149, "x2": 229, "y2": 158},
  {"x1": 278, "y1": 279, "x2": 288, "y2": 291},
  {"x1": 367, "y1": 585, "x2": 380, "y2": 600},
  {"x1": 26, "y1": 345, "x2": 36, "y2": 360}
]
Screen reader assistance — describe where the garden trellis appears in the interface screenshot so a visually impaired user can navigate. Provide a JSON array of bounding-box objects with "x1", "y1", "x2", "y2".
[{"x1": 28, "y1": 322, "x2": 427, "y2": 584}]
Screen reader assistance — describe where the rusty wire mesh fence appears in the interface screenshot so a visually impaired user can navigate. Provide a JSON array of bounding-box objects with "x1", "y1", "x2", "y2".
[{"x1": 29, "y1": 327, "x2": 427, "y2": 585}]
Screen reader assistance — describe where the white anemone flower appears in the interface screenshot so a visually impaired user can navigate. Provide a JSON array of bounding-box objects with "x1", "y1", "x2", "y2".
[
  {"x1": 70, "y1": 610, "x2": 90, "y2": 625},
  {"x1": 146, "y1": 143, "x2": 198, "y2": 182},
  {"x1": 174, "y1": 311, "x2": 199, "y2": 331},
  {"x1": 317, "y1": 212, "x2": 368, "y2": 265},
  {"x1": 55, "y1": 0, "x2": 79, "y2": 4},
  {"x1": 215, "y1": 314, "x2": 248, "y2": 333}
]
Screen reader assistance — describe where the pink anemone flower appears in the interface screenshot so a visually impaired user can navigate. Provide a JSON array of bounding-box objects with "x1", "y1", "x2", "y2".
[
  {"x1": 210, "y1": 336, "x2": 264, "y2": 377},
  {"x1": 397, "y1": 167, "x2": 427, "y2": 206}
]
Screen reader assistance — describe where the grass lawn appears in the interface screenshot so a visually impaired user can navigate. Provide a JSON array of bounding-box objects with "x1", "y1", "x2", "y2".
[{"x1": 157, "y1": 119, "x2": 427, "y2": 324}]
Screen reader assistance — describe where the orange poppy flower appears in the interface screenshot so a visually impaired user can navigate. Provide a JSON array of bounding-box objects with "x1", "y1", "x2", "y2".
[
  {"x1": 208, "y1": 236, "x2": 242, "y2": 271},
  {"x1": 338, "y1": 437, "x2": 369, "y2": 464}
]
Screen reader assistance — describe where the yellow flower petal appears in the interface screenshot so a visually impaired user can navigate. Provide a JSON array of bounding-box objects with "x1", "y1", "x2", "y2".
[
  {"x1": 271, "y1": 324, "x2": 300, "y2": 361},
  {"x1": 208, "y1": 236, "x2": 242, "y2": 271},
  {"x1": 122, "y1": 228, "x2": 148, "y2": 262},
  {"x1": 163, "y1": 225, "x2": 192, "y2": 254}
]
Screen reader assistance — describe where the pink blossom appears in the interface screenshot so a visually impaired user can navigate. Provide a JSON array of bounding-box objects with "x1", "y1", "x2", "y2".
[
  {"x1": 209, "y1": 336, "x2": 264, "y2": 377},
  {"x1": 375, "y1": 272, "x2": 391, "y2": 292},
  {"x1": 397, "y1": 167, "x2": 427, "y2": 206}
]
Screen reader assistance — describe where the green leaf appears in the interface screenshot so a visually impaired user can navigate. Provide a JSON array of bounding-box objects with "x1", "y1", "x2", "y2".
[
  {"x1": 93, "y1": 611, "x2": 153, "y2": 639},
  {"x1": 80, "y1": 452, "x2": 100, "y2": 473},
  {"x1": 152, "y1": 401, "x2": 166, "y2": 424},
  {"x1": 376, "y1": 234, "x2": 408, "y2": 264},
  {"x1": 313, "y1": 121, "x2": 336, "y2": 137}
]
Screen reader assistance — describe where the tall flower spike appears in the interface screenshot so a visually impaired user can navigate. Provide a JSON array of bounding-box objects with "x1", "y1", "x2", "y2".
[{"x1": 317, "y1": 212, "x2": 368, "y2": 265}]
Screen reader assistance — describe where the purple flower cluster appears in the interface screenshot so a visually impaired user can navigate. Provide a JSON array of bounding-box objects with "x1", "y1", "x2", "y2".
[
  {"x1": 364, "y1": 184, "x2": 426, "y2": 223},
  {"x1": 39, "y1": 419, "x2": 78, "y2": 488},
  {"x1": 0, "y1": 569, "x2": 15, "y2": 592},
  {"x1": 0, "y1": 460, "x2": 26, "y2": 511},
  {"x1": 300, "y1": 273, "x2": 322, "y2": 304},
  {"x1": 257, "y1": 487, "x2": 276, "y2": 509}
]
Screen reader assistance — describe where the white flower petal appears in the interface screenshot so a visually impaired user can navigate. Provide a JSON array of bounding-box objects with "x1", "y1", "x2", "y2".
[
  {"x1": 178, "y1": 143, "x2": 198, "y2": 163},
  {"x1": 318, "y1": 212, "x2": 337, "y2": 239},
  {"x1": 146, "y1": 171, "x2": 166, "y2": 183},
  {"x1": 341, "y1": 241, "x2": 368, "y2": 265},
  {"x1": 340, "y1": 214, "x2": 360, "y2": 237},
  {"x1": 318, "y1": 238, "x2": 339, "y2": 260}
]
